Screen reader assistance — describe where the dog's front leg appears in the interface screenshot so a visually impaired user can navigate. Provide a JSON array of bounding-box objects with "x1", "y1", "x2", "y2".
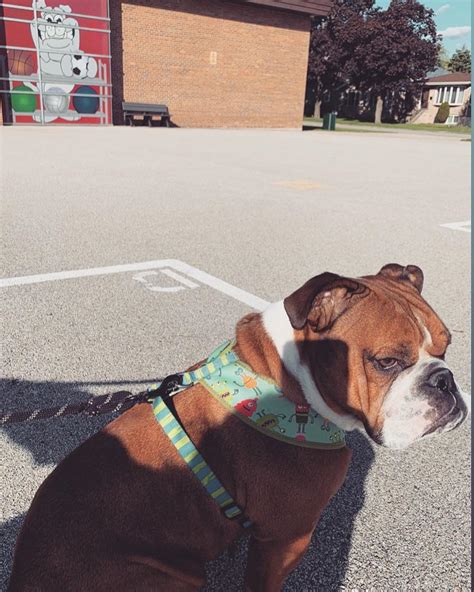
[{"x1": 244, "y1": 531, "x2": 313, "y2": 592}]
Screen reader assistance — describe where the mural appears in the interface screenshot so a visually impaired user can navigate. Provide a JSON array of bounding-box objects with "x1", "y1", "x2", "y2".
[{"x1": 1, "y1": 0, "x2": 111, "y2": 124}]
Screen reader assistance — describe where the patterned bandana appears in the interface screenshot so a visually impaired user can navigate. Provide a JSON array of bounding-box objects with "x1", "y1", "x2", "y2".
[{"x1": 182, "y1": 341, "x2": 346, "y2": 450}]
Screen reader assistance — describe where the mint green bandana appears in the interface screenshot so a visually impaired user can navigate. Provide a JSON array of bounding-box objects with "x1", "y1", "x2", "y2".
[{"x1": 182, "y1": 341, "x2": 345, "y2": 450}]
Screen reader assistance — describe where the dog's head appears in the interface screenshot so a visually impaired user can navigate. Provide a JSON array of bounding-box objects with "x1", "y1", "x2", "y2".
[{"x1": 264, "y1": 264, "x2": 469, "y2": 449}]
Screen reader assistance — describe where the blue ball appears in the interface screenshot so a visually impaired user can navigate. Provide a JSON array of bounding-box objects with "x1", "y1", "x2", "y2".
[{"x1": 73, "y1": 85, "x2": 99, "y2": 114}]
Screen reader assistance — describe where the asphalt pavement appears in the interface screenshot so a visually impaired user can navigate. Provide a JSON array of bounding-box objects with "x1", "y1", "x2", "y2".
[{"x1": 0, "y1": 126, "x2": 471, "y2": 591}]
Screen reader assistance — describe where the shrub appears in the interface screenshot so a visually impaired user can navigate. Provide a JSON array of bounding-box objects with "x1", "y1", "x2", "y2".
[{"x1": 435, "y1": 101, "x2": 450, "y2": 124}]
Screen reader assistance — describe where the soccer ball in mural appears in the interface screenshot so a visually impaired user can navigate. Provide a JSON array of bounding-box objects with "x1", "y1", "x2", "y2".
[
  {"x1": 43, "y1": 87, "x2": 69, "y2": 114},
  {"x1": 61, "y1": 53, "x2": 98, "y2": 80}
]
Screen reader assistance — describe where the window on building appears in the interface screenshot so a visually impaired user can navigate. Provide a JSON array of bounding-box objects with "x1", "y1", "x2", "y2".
[{"x1": 435, "y1": 85, "x2": 466, "y2": 105}]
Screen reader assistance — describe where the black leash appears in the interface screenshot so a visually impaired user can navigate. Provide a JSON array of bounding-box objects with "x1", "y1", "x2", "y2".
[{"x1": 0, "y1": 389, "x2": 153, "y2": 426}]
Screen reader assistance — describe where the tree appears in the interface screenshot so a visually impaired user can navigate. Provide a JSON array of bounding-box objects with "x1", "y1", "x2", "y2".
[
  {"x1": 348, "y1": 0, "x2": 439, "y2": 123},
  {"x1": 437, "y1": 44, "x2": 450, "y2": 69},
  {"x1": 434, "y1": 101, "x2": 450, "y2": 123},
  {"x1": 307, "y1": 0, "x2": 440, "y2": 123},
  {"x1": 448, "y1": 46, "x2": 471, "y2": 73},
  {"x1": 307, "y1": 0, "x2": 375, "y2": 117}
]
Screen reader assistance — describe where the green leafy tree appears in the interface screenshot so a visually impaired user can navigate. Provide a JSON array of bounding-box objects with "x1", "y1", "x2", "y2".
[
  {"x1": 307, "y1": 0, "x2": 375, "y2": 117},
  {"x1": 437, "y1": 45, "x2": 450, "y2": 69},
  {"x1": 448, "y1": 46, "x2": 471, "y2": 73},
  {"x1": 307, "y1": 0, "x2": 439, "y2": 123},
  {"x1": 348, "y1": 0, "x2": 439, "y2": 123}
]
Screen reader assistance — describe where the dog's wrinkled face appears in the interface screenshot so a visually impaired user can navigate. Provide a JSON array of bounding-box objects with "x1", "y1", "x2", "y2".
[{"x1": 282, "y1": 264, "x2": 469, "y2": 449}]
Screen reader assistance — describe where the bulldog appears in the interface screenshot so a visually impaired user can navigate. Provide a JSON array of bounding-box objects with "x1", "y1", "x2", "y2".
[{"x1": 8, "y1": 264, "x2": 469, "y2": 592}]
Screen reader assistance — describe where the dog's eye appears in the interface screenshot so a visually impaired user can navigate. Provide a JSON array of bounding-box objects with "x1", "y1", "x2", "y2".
[{"x1": 377, "y1": 357, "x2": 399, "y2": 370}]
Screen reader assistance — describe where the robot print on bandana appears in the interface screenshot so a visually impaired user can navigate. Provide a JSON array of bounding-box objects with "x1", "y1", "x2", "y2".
[{"x1": 288, "y1": 404, "x2": 318, "y2": 440}]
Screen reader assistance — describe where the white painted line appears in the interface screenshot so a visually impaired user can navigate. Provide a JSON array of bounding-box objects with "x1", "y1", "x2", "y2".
[
  {"x1": 133, "y1": 270, "x2": 185, "y2": 293},
  {"x1": 160, "y1": 268, "x2": 199, "y2": 289},
  {"x1": 0, "y1": 259, "x2": 270, "y2": 311},
  {"x1": 440, "y1": 220, "x2": 471, "y2": 233},
  {"x1": 132, "y1": 271, "x2": 159, "y2": 283},
  {"x1": 169, "y1": 260, "x2": 269, "y2": 311}
]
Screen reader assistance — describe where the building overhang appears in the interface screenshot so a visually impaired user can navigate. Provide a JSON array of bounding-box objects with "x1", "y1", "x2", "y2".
[{"x1": 236, "y1": 0, "x2": 334, "y2": 16}]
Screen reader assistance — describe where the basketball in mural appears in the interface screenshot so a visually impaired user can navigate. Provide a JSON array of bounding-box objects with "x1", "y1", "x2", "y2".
[
  {"x1": 73, "y1": 86, "x2": 100, "y2": 114},
  {"x1": 11, "y1": 85, "x2": 36, "y2": 113},
  {"x1": 7, "y1": 49, "x2": 34, "y2": 76},
  {"x1": 43, "y1": 88, "x2": 69, "y2": 114}
]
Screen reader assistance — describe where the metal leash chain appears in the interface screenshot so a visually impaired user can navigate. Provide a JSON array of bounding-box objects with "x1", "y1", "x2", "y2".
[{"x1": 0, "y1": 389, "x2": 153, "y2": 426}]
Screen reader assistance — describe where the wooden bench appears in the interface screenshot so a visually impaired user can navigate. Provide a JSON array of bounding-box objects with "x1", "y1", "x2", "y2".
[{"x1": 122, "y1": 102, "x2": 171, "y2": 127}]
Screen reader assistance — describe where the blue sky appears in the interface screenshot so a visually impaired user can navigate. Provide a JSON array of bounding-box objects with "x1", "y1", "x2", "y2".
[{"x1": 375, "y1": 0, "x2": 471, "y2": 55}]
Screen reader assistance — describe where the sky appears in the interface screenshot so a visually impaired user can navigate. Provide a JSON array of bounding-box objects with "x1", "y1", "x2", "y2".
[{"x1": 375, "y1": 0, "x2": 471, "y2": 55}]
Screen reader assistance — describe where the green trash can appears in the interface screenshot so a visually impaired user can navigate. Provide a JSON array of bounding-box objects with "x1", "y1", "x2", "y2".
[{"x1": 322, "y1": 112, "x2": 337, "y2": 130}]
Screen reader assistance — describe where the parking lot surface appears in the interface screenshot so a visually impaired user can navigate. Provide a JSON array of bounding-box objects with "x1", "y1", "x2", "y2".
[{"x1": 1, "y1": 126, "x2": 471, "y2": 591}]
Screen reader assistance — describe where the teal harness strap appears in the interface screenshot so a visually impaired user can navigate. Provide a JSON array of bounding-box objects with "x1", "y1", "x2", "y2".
[
  {"x1": 148, "y1": 338, "x2": 345, "y2": 530},
  {"x1": 151, "y1": 393, "x2": 252, "y2": 528},
  {"x1": 181, "y1": 345, "x2": 238, "y2": 386}
]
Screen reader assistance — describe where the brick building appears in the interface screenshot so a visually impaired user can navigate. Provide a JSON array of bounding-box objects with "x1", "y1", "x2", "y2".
[
  {"x1": 0, "y1": 0, "x2": 333, "y2": 128},
  {"x1": 110, "y1": 0, "x2": 333, "y2": 128}
]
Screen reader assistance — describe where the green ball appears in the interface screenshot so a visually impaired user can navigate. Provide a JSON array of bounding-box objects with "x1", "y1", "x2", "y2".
[{"x1": 11, "y1": 85, "x2": 36, "y2": 113}]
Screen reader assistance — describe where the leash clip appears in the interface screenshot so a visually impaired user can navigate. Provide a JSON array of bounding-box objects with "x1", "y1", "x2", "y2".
[{"x1": 157, "y1": 374, "x2": 184, "y2": 400}]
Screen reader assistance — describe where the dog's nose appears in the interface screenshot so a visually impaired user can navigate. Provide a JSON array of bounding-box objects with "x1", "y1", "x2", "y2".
[{"x1": 425, "y1": 367, "x2": 457, "y2": 394}]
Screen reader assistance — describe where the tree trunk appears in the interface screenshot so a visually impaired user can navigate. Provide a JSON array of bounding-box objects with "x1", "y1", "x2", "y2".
[
  {"x1": 375, "y1": 96, "x2": 384, "y2": 124},
  {"x1": 314, "y1": 100, "x2": 322, "y2": 119}
]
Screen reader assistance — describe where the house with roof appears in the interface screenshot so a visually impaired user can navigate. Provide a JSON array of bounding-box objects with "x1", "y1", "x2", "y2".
[{"x1": 410, "y1": 71, "x2": 471, "y2": 125}]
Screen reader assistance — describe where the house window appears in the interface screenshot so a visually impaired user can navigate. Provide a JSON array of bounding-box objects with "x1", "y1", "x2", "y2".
[{"x1": 435, "y1": 85, "x2": 466, "y2": 105}]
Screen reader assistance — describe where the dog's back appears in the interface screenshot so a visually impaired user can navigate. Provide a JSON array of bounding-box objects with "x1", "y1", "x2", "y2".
[{"x1": 9, "y1": 389, "x2": 350, "y2": 591}]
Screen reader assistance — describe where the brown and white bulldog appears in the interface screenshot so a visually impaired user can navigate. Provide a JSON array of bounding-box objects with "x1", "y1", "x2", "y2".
[{"x1": 9, "y1": 264, "x2": 469, "y2": 592}]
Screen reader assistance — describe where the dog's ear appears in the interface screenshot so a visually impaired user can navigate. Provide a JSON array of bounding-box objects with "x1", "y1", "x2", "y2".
[
  {"x1": 377, "y1": 263, "x2": 424, "y2": 294},
  {"x1": 284, "y1": 273, "x2": 368, "y2": 331}
]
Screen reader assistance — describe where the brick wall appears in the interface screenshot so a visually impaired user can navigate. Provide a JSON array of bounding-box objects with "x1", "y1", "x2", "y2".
[{"x1": 110, "y1": 0, "x2": 310, "y2": 128}]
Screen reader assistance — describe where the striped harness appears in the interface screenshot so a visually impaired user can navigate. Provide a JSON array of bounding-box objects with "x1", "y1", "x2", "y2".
[{"x1": 148, "y1": 341, "x2": 345, "y2": 529}]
